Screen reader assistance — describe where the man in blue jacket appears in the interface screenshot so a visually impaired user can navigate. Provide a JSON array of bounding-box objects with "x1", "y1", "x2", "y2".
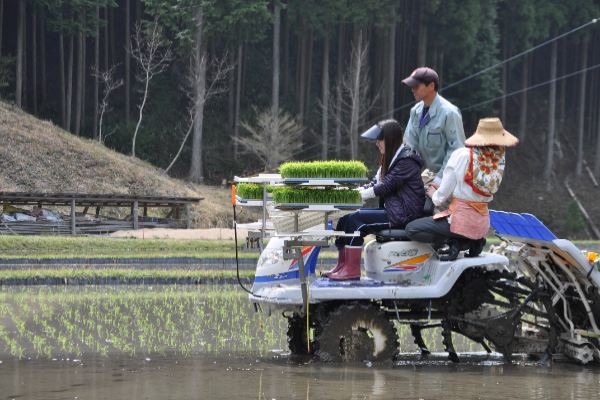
[{"x1": 402, "y1": 68, "x2": 466, "y2": 189}]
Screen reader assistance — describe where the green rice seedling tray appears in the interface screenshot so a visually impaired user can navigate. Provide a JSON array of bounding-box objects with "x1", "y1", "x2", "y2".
[
  {"x1": 274, "y1": 203, "x2": 363, "y2": 211},
  {"x1": 235, "y1": 182, "x2": 274, "y2": 200},
  {"x1": 282, "y1": 177, "x2": 368, "y2": 185},
  {"x1": 279, "y1": 160, "x2": 368, "y2": 179},
  {"x1": 270, "y1": 187, "x2": 361, "y2": 204}
]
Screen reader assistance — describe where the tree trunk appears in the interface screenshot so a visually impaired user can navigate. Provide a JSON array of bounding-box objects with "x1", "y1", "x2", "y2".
[
  {"x1": 543, "y1": 37, "x2": 557, "y2": 189},
  {"x1": 228, "y1": 51, "x2": 234, "y2": 130},
  {"x1": 387, "y1": 21, "x2": 396, "y2": 118},
  {"x1": 595, "y1": 69, "x2": 600, "y2": 174},
  {"x1": 350, "y1": 31, "x2": 363, "y2": 160},
  {"x1": 587, "y1": 42, "x2": 597, "y2": 144},
  {"x1": 32, "y1": 7, "x2": 37, "y2": 115},
  {"x1": 518, "y1": 53, "x2": 528, "y2": 142},
  {"x1": 335, "y1": 21, "x2": 345, "y2": 158},
  {"x1": 103, "y1": 7, "x2": 108, "y2": 72},
  {"x1": 295, "y1": 30, "x2": 301, "y2": 96},
  {"x1": 321, "y1": 35, "x2": 330, "y2": 160},
  {"x1": 272, "y1": 3, "x2": 280, "y2": 127},
  {"x1": 417, "y1": 1, "x2": 427, "y2": 67},
  {"x1": 0, "y1": 0, "x2": 3, "y2": 57},
  {"x1": 16, "y1": 0, "x2": 23, "y2": 108},
  {"x1": 136, "y1": 0, "x2": 141, "y2": 76},
  {"x1": 234, "y1": 45, "x2": 242, "y2": 160},
  {"x1": 93, "y1": 3, "x2": 100, "y2": 140},
  {"x1": 500, "y1": 39, "x2": 507, "y2": 124},
  {"x1": 559, "y1": 37, "x2": 567, "y2": 126},
  {"x1": 298, "y1": 22, "x2": 307, "y2": 125},
  {"x1": 382, "y1": 29, "x2": 390, "y2": 114},
  {"x1": 576, "y1": 39, "x2": 588, "y2": 177},
  {"x1": 66, "y1": 13, "x2": 74, "y2": 132},
  {"x1": 40, "y1": 8, "x2": 46, "y2": 104},
  {"x1": 81, "y1": 13, "x2": 86, "y2": 137},
  {"x1": 109, "y1": 6, "x2": 115, "y2": 65},
  {"x1": 241, "y1": 42, "x2": 247, "y2": 98},
  {"x1": 59, "y1": 8, "x2": 66, "y2": 128},
  {"x1": 189, "y1": 6, "x2": 206, "y2": 182},
  {"x1": 125, "y1": 0, "x2": 130, "y2": 123},
  {"x1": 438, "y1": 52, "x2": 444, "y2": 90},
  {"x1": 304, "y1": 28, "x2": 313, "y2": 119},
  {"x1": 373, "y1": 29, "x2": 382, "y2": 113},
  {"x1": 23, "y1": 2, "x2": 27, "y2": 109},
  {"x1": 283, "y1": 2, "x2": 289, "y2": 95},
  {"x1": 75, "y1": 24, "x2": 83, "y2": 137}
]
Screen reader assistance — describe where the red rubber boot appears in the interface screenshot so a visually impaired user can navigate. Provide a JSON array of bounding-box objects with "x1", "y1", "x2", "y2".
[
  {"x1": 330, "y1": 246, "x2": 362, "y2": 281},
  {"x1": 322, "y1": 247, "x2": 345, "y2": 278}
]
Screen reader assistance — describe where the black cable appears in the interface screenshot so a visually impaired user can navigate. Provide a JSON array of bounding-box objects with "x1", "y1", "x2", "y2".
[{"x1": 233, "y1": 204, "x2": 261, "y2": 297}]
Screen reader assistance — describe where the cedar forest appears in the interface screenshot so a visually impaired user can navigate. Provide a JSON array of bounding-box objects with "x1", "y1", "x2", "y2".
[{"x1": 1, "y1": 0, "x2": 600, "y2": 192}]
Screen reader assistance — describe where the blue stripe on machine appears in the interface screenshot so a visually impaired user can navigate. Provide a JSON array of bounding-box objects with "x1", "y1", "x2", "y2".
[{"x1": 255, "y1": 247, "x2": 321, "y2": 283}]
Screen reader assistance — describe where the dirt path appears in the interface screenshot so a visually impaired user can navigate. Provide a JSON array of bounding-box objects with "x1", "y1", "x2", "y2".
[{"x1": 109, "y1": 228, "x2": 252, "y2": 240}]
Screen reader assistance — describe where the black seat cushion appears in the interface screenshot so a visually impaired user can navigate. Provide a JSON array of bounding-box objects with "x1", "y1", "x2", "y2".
[{"x1": 376, "y1": 229, "x2": 410, "y2": 241}]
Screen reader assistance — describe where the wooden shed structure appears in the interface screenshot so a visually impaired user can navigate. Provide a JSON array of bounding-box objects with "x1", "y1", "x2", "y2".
[{"x1": 0, "y1": 192, "x2": 204, "y2": 235}]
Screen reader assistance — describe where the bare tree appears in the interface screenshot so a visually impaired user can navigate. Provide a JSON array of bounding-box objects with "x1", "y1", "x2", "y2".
[
  {"x1": 329, "y1": 32, "x2": 380, "y2": 160},
  {"x1": 91, "y1": 64, "x2": 124, "y2": 143},
  {"x1": 162, "y1": 54, "x2": 231, "y2": 175},
  {"x1": 129, "y1": 20, "x2": 173, "y2": 158},
  {"x1": 234, "y1": 107, "x2": 303, "y2": 170}
]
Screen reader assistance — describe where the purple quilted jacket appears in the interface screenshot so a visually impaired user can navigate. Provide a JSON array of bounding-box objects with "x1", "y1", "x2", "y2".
[{"x1": 364, "y1": 146, "x2": 425, "y2": 227}]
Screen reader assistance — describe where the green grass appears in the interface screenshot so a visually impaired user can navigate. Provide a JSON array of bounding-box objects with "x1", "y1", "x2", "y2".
[
  {"x1": 0, "y1": 250, "x2": 264, "y2": 260},
  {"x1": 271, "y1": 187, "x2": 361, "y2": 204},
  {"x1": 0, "y1": 236, "x2": 241, "y2": 253},
  {"x1": 279, "y1": 160, "x2": 368, "y2": 178}
]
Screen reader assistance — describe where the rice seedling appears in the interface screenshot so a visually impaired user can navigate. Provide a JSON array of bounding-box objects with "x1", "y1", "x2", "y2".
[
  {"x1": 279, "y1": 160, "x2": 368, "y2": 179},
  {"x1": 270, "y1": 187, "x2": 361, "y2": 204},
  {"x1": 0, "y1": 285, "x2": 288, "y2": 359},
  {"x1": 235, "y1": 183, "x2": 273, "y2": 200}
]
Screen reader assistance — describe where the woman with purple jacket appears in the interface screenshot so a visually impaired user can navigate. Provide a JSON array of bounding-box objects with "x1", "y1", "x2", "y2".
[{"x1": 323, "y1": 119, "x2": 426, "y2": 281}]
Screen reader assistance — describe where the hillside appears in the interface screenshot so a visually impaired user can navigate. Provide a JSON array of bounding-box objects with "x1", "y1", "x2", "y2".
[{"x1": 0, "y1": 101, "x2": 258, "y2": 227}]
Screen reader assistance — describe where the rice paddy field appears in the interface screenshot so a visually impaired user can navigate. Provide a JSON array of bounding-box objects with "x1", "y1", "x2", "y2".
[
  {"x1": 2, "y1": 285, "x2": 599, "y2": 400},
  {"x1": 0, "y1": 285, "x2": 480, "y2": 361}
]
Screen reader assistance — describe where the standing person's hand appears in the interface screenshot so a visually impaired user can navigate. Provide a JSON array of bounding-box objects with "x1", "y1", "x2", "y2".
[
  {"x1": 426, "y1": 185, "x2": 437, "y2": 199},
  {"x1": 429, "y1": 182, "x2": 440, "y2": 190}
]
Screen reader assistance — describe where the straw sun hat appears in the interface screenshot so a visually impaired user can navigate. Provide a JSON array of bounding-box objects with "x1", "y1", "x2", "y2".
[{"x1": 464, "y1": 118, "x2": 519, "y2": 147}]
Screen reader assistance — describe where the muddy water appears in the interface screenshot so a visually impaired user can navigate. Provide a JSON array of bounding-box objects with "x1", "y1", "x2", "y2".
[{"x1": 0, "y1": 286, "x2": 598, "y2": 399}]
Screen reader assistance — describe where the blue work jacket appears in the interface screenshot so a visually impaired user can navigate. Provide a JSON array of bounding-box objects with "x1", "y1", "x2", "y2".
[{"x1": 404, "y1": 94, "x2": 466, "y2": 179}]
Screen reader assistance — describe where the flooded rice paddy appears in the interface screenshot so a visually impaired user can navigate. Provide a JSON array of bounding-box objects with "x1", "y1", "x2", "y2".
[{"x1": 0, "y1": 285, "x2": 599, "y2": 399}]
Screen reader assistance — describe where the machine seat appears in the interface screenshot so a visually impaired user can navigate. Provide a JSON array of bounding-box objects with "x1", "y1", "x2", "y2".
[{"x1": 375, "y1": 229, "x2": 410, "y2": 241}]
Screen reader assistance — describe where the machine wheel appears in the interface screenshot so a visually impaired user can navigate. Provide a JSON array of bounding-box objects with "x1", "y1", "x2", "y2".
[
  {"x1": 445, "y1": 268, "x2": 558, "y2": 362},
  {"x1": 314, "y1": 302, "x2": 398, "y2": 362},
  {"x1": 287, "y1": 314, "x2": 309, "y2": 355}
]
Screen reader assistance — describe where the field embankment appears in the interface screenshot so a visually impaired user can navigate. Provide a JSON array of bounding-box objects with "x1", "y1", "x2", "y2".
[{"x1": 0, "y1": 101, "x2": 259, "y2": 227}]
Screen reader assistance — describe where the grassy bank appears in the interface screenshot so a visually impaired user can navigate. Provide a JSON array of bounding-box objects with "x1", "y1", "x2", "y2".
[
  {"x1": 0, "y1": 235, "x2": 342, "y2": 259},
  {"x1": 0, "y1": 268, "x2": 256, "y2": 281}
]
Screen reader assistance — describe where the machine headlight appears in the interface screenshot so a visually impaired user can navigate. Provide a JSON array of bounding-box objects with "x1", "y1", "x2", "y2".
[{"x1": 257, "y1": 249, "x2": 283, "y2": 270}]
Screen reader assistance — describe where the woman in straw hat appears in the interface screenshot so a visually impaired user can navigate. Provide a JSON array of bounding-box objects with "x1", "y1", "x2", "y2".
[{"x1": 405, "y1": 118, "x2": 519, "y2": 261}]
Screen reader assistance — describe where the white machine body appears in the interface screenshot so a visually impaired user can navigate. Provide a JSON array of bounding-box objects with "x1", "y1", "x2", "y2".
[{"x1": 251, "y1": 237, "x2": 510, "y2": 315}]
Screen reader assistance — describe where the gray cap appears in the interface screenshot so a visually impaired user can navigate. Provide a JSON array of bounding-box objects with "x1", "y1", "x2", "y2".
[{"x1": 361, "y1": 125, "x2": 383, "y2": 140}]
